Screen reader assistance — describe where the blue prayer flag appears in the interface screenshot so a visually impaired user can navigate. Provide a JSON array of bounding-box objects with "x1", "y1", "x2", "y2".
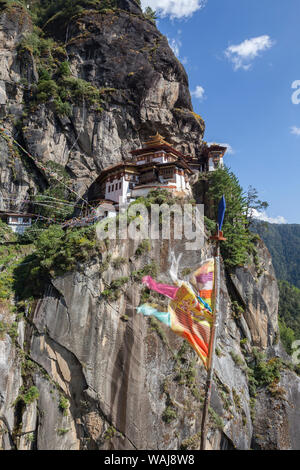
[
  {"x1": 137, "y1": 304, "x2": 171, "y2": 327},
  {"x1": 217, "y1": 196, "x2": 226, "y2": 231}
]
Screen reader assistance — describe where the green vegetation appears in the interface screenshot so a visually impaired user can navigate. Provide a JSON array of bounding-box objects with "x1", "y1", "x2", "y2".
[
  {"x1": 111, "y1": 257, "x2": 127, "y2": 269},
  {"x1": 215, "y1": 379, "x2": 232, "y2": 412},
  {"x1": 0, "y1": 223, "x2": 36, "y2": 316},
  {"x1": 149, "y1": 316, "x2": 169, "y2": 347},
  {"x1": 2, "y1": 0, "x2": 118, "y2": 27},
  {"x1": 134, "y1": 240, "x2": 151, "y2": 258},
  {"x1": 102, "y1": 276, "x2": 129, "y2": 301},
  {"x1": 230, "y1": 350, "x2": 244, "y2": 367},
  {"x1": 1, "y1": 0, "x2": 155, "y2": 32},
  {"x1": 143, "y1": 6, "x2": 157, "y2": 24},
  {"x1": 246, "y1": 348, "x2": 283, "y2": 399},
  {"x1": 103, "y1": 425, "x2": 117, "y2": 440},
  {"x1": 14, "y1": 224, "x2": 97, "y2": 300},
  {"x1": 57, "y1": 428, "x2": 70, "y2": 436},
  {"x1": 18, "y1": 30, "x2": 107, "y2": 116},
  {"x1": 26, "y1": 163, "x2": 76, "y2": 223},
  {"x1": 120, "y1": 314, "x2": 129, "y2": 322},
  {"x1": 25, "y1": 432, "x2": 35, "y2": 444},
  {"x1": 16, "y1": 386, "x2": 40, "y2": 406},
  {"x1": 208, "y1": 406, "x2": 224, "y2": 430},
  {"x1": 277, "y1": 280, "x2": 300, "y2": 352},
  {"x1": 180, "y1": 432, "x2": 202, "y2": 450},
  {"x1": 204, "y1": 167, "x2": 267, "y2": 269},
  {"x1": 173, "y1": 342, "x2": 203, "y2": 401},
  {"x1": 252, "y1": 222, "x2": 300, "y2": 355},
  {"x1": 130, "y1": 189, "x2": 179, "y2": 208},
  {"x1": 231, "y1": 300, "x2": 244, "y2": 320},
  {"x1": 59, "y1": 396, "x2": 70, "y2": 416},
  {"x1": 0, "y1": 320, "x2": 18, "y2": 340},
  {"x1": 254, "y1": 222, "x2": 300, "y2": 288},
  {"x1": 131, "y1": 262, "x2": 159, "y2": 281},
  {"x1": 0, "y1": 0, "x2": 26, "y2": 11},
  {"x1": 162, "y1": 405, "x2": 177, "y2": 424},
  {"x1": 232, "y1": 388, "x2": 242, "y2": 411},
  {"x1": 279, "y1": 318, "x2": 295, "y2": 355}
]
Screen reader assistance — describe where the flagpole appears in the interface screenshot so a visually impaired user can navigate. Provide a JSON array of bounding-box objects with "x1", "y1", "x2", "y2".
[{"x1": 200, "y1": 222, "x2": 226, "y2": 451}]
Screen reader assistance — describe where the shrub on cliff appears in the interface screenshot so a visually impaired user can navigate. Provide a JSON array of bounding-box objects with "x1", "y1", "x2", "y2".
[{"x1": 13, "y1": 224, "x2": 97, "y2": 299}]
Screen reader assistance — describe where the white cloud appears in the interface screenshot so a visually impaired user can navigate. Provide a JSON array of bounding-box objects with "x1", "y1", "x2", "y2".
[
  {"x1": 168, "y1": 37, "x2": 181, "y2": 57},
  {"x1": 141, "y1": 0, "x2": 206, "y2": 19},
  {"x1": 207, "y1": 142, "x2": 234, "y2": 155},
  {"x1": 225, "y1": 35, "x2": 275, "y2": 71},
  {"x1": 191, "y1": 85, "x2": 205, "y2": 100},
  {"x1": 252, "y1": 209, "x2": 287, "y2": 224},
  {"x1": 291, "y1": 126, "x2": 300, "y2": 136}
]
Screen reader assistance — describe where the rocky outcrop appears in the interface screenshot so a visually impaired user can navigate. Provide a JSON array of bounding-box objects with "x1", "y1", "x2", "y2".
[
  {"x1": 251, "y1": 368, "x2": 300, "y2": 450},
  {"x1": 0, "y1": 1, "x2": 300, "y2": 451},
  {"x1": 1, "y1": 230, "x2": 298, "y2": 450},
  {"x1": 0, "y1": 0, "x2": 205, "y2": 209},
  {"x1": 230, "y1": 239, "x2": 279, "y2": 349}
]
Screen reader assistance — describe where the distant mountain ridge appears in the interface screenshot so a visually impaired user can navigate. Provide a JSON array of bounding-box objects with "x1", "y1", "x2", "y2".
[
  {"x1": 253, "y1": 222, "x2": 300, "y2": 288},
  {"x1": 253, "y1": 222, "x2": 300, "y2": 355}
]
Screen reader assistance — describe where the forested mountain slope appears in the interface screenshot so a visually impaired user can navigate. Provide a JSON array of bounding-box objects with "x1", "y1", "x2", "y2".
[{"x1": 253, "y1": 222, "x2": 300, "y2": 288}]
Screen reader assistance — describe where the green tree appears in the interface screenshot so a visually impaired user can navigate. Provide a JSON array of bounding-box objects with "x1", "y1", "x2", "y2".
[
  {"x1": 278, "y1": 318, "x2": 295, "y2": 355},
  {"x1": 245, "y1": 185, "x2": 269, "y2": 226},
  {"x1": 206, "y1": 167, "x2": 255, "y2": 269},
  {"x1": 278, "y1": 280, "x2": 300, "y2": 344}
]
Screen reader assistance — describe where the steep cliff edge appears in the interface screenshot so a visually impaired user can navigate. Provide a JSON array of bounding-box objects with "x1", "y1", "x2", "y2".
[{"x1": 0, "y1": 1, "x2": 300, "y2": 451}]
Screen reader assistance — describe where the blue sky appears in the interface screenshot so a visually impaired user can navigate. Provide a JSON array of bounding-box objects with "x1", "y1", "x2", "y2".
[{"x1": 141, "y1": 0, "x2": 300, "y2": 224}]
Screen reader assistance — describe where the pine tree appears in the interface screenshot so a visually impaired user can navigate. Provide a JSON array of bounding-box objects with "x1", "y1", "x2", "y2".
[{"x1": 206, "y1": 167, "x2": 256, "y2": 269}]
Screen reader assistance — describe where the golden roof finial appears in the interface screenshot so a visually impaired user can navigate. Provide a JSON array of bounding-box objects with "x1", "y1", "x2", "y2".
[{"x1": 144, "y1": 132, "x2": 170, "y2": 147}]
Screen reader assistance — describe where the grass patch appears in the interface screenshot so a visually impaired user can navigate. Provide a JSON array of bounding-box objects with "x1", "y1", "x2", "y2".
[
  {"x1": 58, "y1": 396, "x2": 70, "y2": 416},
  {"x1": 208, "y1": 406, "x2": 224, "y2": 430},
  {"x1": 57, "y1": 428, "x2": 69, "y2": 436},
  {"x1": 111, "y1": 257, "x2": 127, "y2": 269},
  {"x1": 180, "y1": 432, "x2": 202, "y2": 450},
  {"x1": 230, "y1": 351, "x2": 244, "y2": 367},
  {"x1": 134, "y1": 240, "x2": 151, "y2": 258},
  {"x1": 15, "y1": 386, "x2": 39, "y2": 406},
  {"x1": 104, "y1": 425, "x2": 117, "y2": 440}
]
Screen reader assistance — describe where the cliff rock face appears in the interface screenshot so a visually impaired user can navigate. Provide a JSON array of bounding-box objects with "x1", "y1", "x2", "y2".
[
  {"x1": 0, "y1": 1, "x2": 299, "y2": 450},
  {"x1": 0, "y1": 0, "x2": 205, "y2": 208},
  {"x1": 1, "y1": 232, "x2": 300, "y2": 450}
]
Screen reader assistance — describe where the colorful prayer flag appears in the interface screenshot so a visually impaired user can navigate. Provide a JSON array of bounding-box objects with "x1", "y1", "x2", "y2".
[
  {"x1": 142, "y1": 276, "x2": 179, "y2": 300},
  {"x1": 138, "y1": 259, "x2": 216, "y2": 368},
  {"x1": 190, "y1": 259, "x2": 215, "y2": 310}
]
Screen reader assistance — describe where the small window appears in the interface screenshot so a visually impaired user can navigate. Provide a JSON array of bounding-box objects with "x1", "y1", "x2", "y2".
[
  {"x1": 108, "y1": 186, "x2": 111, "y2": 193},
  {"x1": 111, "y1": 184, "x2": 114, "y2": 191},
  {"x1": 119, "y1": 182, "x2": 122, "y2": 190}
]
